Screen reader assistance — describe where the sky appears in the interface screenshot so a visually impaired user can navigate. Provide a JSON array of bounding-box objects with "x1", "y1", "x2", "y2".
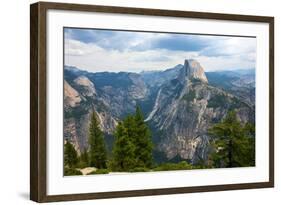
[{"x1": 64, "y1": 28, "x2": 256, "y2": 73}]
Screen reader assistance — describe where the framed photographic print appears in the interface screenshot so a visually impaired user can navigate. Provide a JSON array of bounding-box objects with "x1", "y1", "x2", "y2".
[{"x1": 30, "y1": 1, "x2": 274, "y2": 202}]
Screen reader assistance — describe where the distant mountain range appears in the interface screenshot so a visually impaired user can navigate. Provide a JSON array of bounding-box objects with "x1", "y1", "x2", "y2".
[{"x1": 64, "y1": 59, "x2": 255, "y2": 164}]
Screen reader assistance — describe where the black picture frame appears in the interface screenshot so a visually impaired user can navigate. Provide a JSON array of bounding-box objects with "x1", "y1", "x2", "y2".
[{"x1": 30, "y1": 1, "x2": 274, "y2": 202}]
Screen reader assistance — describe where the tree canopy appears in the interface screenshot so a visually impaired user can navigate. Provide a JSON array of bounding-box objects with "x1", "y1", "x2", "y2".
[
  {"x1": 111, "y1": 106, "x2": 153, "y2": 171},
  {"x1": 209, "y1": 110, "x2": 255, "y2": 168},
  {"x1": 88, "y1": 111, "x2": 107, "y2": 169},
  {"x1": 64, "y1": 140, "x2": 78, "y2": 168},
  {"x1": 111, "y1": 122, "x2": 136, "y2": 171}
]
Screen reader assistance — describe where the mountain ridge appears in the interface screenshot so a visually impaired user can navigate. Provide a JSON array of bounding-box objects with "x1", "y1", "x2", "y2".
[{"x1": 64, "y1": 59, "x2": 255, "y2": 164}]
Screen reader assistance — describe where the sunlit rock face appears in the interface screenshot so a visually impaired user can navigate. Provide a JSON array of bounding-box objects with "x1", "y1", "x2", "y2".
[
  {"x1": 63, "y1": 60, "x2": 255, "y2": 164},
  {"x1": 145, "y1": 59, "x2": 254, "y2": 163},
  {"x1": 64, "y1": 80, "x2": 81, "y2": 108},
  {"x1": 74, "y1": 76, "x2": 96, "y2": 97},
  {"x1": 178, "y1": 59, "x2": 208, "y2": 84}
]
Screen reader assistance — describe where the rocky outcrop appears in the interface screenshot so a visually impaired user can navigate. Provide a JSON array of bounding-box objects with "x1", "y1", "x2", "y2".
[
  {"x1": 96, "y1": 72, "x2": 148, "y2": 118},
  {"x1": 63, "y1": 60, "x2": 255, "y2": 164},
  {"x1": 64, "y1": 76, "x2": 118, "y2": 152},
  {"x1": 128, "y1": 73, "x2": 147, "y2": 99},
  {"x1": 64, "y1": 80, "x2": 81, "y2": 108},
  {"x1": 74, "y1": 76, "x2": 96, "y2": 97},
  {"x1": 64, "y1": 109, "x2": 118, "y2": 153},
  {"x1": 63, "y1": 71, "x2": 146, "y2": 152},
  {"x1": 146, "y1": 59, "x2": 254, "y2": 163},
  {"x1": 178, "y1": 59, "x2": 208, "y2": 83}
]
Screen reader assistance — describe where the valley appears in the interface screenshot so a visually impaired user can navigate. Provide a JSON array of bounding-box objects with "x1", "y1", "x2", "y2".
[{"x1": 63, "y1": 59, "x2": 255, "y2": 172}]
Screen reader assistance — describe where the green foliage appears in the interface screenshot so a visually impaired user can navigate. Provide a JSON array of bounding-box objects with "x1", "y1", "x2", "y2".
[
  {"x1": 111, "y1": 122, "x2": 136, "y2": 171},
  {"x1": 64, "y1": 141, "x2": 78, "y2": 168},
  {"x1": 188, "y1": 161, "x2": 211, "y2": 169},
  {"x1": 209, "y1": 111, "x2": 255, "y2": 168},
  {"x1": 229, "y1": 97, "x2": 247, "y2": 110},
  {"x1": 182, "y1": 90, "x2": 196, "y2": 102},
  {"x1": 87, "y1": 169, "x2": 109, "y2": 175},
  {"x1": 207, "y1": 94, "x2": 227, "y2": 108},
  {"x1": 64, "y1": 167, "x2": 82, "y2": 176},
  {"x1": 81, "y1": 149, "x2": 89, "y2": 165},
  {"x1": 134, "y1": 106, "x2": 153, "y2": 168},
  {"x1": 76, "y1": 149, "x2": 89, "y2": 168},
  {"x1": 153, "y1": 161, "x2": 193, "y2": 171},
  {"x1": 238, "y1": 122, "x2": 255, "y2": 166},
  {"x1": 76, "y1": 161, "x2": 88, "y2": 169},
  {"x1": 88, "y1": 111, "x2": 107, "y2": 169},
  {"x1": 111, "y1": 106, "x2": 153, "y2": 171},
  {"x1": 123, "y1": 115, "x2": 137, "y2": 140}
]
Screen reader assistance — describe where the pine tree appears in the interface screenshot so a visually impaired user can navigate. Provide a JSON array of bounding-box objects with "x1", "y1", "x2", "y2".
[
  {"x1": 209, "y1": 111, "x2": 255, "y2": 168},
  {"x1": 239, "y1": 122, "x2": 255, "y2": 166},
  {"x1": 133, "y1": 106, "x2": 153, "y2": 168},
  {"x1": 110, "y1": 106, "x2": 153, "y2": 171},
  {"x1": 111, "y1": 122, "x2": 135, "y2": 171},
  {"x1": 64, "y1": 141, "x2": 78, "y2": 168},
  {"x1": 88, "y1": 111, "x2": 107, "y2": 169},
  {"x1": 80, "y1": 149, "x2": 89, "y2": 167},
  {"x1": 123, "y1": 115, "x2": 137, "y2": 140}
]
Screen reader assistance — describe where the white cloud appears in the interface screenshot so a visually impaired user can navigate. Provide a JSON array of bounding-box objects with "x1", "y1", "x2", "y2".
[
  {"x1": 65, "y1": 39, "x2": 199, "y2": 72},
  {"x1": 197, "y1": 55, "x2": 255, "y2": 71},
  {"x1": 200, "y1": 36, "x2": 256, "y2": 57},
  {"x1": 65, "y1": 35, "x2": 256, "y2": 73},
  {"x1": 65, "y1": 39, "x2": 104, "y2": 56}
]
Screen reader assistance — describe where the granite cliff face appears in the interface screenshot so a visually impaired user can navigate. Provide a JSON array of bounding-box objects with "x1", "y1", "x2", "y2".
[
  {"x1": 63, "y1": 67, "x2": 149, "y2": 152},
  {"x1": 143, "y1": 59, "x2": 254, "y2": 163},
  {"x1": 63, "y1": 60, "x2": 255, "y2": 164},
  {"x1": 64, "y1": 80, "x2": 81, "y2": 109},
  {"x1": 63, "y1": 72, "x2": 118, "y2": 153},
  {"x1": 178, "y1": 59, "x2": 208, "y2": 83}
]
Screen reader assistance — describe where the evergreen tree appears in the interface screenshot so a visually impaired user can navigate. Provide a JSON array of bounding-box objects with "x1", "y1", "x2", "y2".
[
  {"x1": 80, "y1": 149, "x2": 89, "y2": 167},
  {"x1": 133, "y1": 106, "x2": 153, "y2": 168},
  {"x1": 123, "y1": 115, "x2": 137, "y2": 140},
  {"x1": 239, "y1": 122, "x2": 255, "y2": 166},
  {"x1": 64, "y1": 141, "x2": 78, "y2": 168},
  {"x1": 111, "y1": 122, "x2": 135, "y2": 171},
  {"x1": 209, "y1": 111, "x2": 255, "y2": 168},
  {"x1": 110, "y1": 106, "x2": 153, "y2": 171},
  {"x1": 88, "y1": 111, "x2": 107, "y2": 169}
]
